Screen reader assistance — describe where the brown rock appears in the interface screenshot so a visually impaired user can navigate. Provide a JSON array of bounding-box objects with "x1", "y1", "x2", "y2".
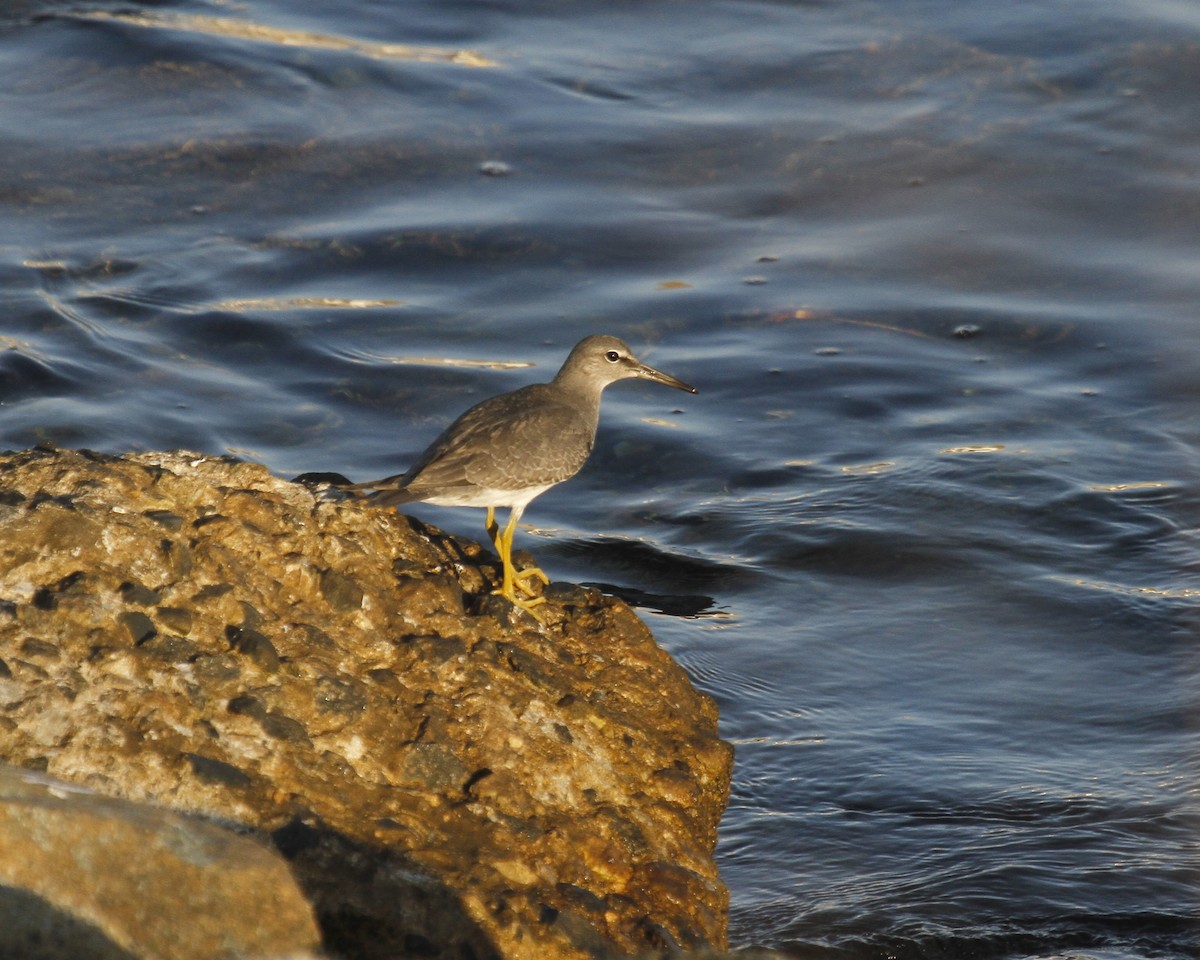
[
  {"x1": 0, "y1": 762, "x2": 321, "y2": 960},
  {"x1": 0, "y1": 446, "x2": 733, "y2": 959}
]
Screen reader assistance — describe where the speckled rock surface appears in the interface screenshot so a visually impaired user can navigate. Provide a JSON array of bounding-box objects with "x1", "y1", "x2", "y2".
[
  {"x1": 0, "y1": 445, "x2": 733, "y2": 960},
  {"x1": 0, "y1": 762, "x2": 321, "y2": 960}
]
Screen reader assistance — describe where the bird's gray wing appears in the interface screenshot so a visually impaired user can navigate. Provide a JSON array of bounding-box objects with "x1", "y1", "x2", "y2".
[{"x1": 401, "y1": 384, "x2": 595, "y2": 499}]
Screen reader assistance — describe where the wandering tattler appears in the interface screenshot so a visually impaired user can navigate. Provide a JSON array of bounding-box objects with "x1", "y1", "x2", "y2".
[{"x1": 348, "y1": 335, "x2": 696, "y2": 615}]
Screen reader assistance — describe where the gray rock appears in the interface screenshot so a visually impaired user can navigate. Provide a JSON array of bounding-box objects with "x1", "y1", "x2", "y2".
[{"x1": 0, "y1": 763, "x2": 321, "y2": 960}]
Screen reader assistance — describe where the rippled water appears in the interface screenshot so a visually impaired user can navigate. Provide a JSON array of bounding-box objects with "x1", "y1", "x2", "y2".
[{"x1": 1, "y1": 1, "x2": 1197, "y2": 957}]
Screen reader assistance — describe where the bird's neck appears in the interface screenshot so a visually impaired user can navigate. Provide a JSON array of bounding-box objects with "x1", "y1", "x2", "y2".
[{"x1": 549, "y1": 370, "x2": 604, "y2": 422}]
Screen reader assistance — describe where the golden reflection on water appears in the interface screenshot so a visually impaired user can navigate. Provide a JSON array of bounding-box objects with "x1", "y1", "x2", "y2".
[
  {"x1": 1051, "y1": 575, "x2": 1200, "y2": 600},
  {"x1": 213, "y1": 297, "x2": 401, "y2": 311},
  {"x1": 339, "y1": 347, "x2": 532, "y2": 371},
  {"x1": 67, "y1": 10, "x2": 497, "y2": 67},
  {"x1": 939, "y1": 444, "x2": 1006, "y2": 454},
  {"x1": 1087, "y1": 481, "x2": 1172, "y2": 493},
  {"x1": 839, "y1": 461, "x2": 896, "y2": 475}
]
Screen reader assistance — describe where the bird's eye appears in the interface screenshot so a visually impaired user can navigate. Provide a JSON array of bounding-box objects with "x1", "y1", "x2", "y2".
[{"x1": 604, "y1": 350, "x2": 621, "y2": 363}]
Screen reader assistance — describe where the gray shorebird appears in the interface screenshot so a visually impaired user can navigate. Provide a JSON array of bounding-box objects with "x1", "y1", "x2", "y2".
[{"x1": 349, "y1": 334, "x2": 696, "y2": 616}]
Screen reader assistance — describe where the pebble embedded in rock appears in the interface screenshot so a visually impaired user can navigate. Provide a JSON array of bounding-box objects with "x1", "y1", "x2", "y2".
[
  {"x1": 119, "y1": 581, "x2": 159, "y2": 606},
  {"x1": 184, "y1": 753, "x2": 252, "y2": 790},
  {"x1": 154, "y1": 607, "x2": 193, "y2": 635},
  {"x1": 319, "y1": 568, "x2": 364, "y2": 612},
  {"x1": 18, "y1": 639, "x2": 59, "y2": 660},
  {"x1": 226, "y1": 625, "x2": 280, "y2": 671},
  {"x1": 118, "y1": 612, "x2": 157, "y2": 646}
]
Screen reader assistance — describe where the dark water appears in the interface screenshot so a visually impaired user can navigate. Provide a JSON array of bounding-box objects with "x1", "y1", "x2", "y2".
[{"x1": 1, "y1": 1, "x2": 1197, "y2": 957}]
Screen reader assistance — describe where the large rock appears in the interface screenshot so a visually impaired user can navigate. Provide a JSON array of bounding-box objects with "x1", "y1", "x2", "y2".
[
  {"x1": 0, "y1": 445, "x2": 732, "y2": 959},
  {"x1": 0, "y1": 762, "x2": 321, "y2": 960}
]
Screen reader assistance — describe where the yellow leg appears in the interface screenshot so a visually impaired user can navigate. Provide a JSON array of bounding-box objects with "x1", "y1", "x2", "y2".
[
  {"x1": 485, "y1": 507, "x2": 500, "y2": 553},
  {"x1": 489, "y1": 510, "x2": 548, "y2": 616},
  {"x1": 501, "y1": 511, "x2": 550, "y2": 597}
]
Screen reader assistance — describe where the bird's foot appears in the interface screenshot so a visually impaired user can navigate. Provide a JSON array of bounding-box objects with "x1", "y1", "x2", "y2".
[
  {"x1": 492, "y1": 585, "x2": 548, "y2": 622},
  {"x1": 511, "y1": 564, "x2": 551, "y2": 597},
  {"x1": 491, "y1": 532, "x2": 550, "y2": 621}
]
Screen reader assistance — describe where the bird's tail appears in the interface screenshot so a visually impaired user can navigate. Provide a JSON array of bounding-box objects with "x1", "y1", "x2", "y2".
[
  {"x1": 355, "y1": 482, "x2": 421, "y2": 508},
  {"x1": 292, "y1": 472, "x2": 418, "y2": 507}
]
